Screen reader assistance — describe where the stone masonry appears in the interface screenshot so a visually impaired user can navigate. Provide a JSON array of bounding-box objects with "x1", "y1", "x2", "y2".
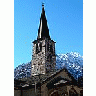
[{"x1": 31, "y1": 5, "x2": 56, "y2": 76}]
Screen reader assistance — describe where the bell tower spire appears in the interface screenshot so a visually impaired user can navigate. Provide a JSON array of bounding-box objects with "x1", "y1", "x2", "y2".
[
  {"x1": 31, "y1": 4, "x2": 56, "y2": 76},
  {"x1": 37, "y1": 4, "x2": 50, "y2": 39}
]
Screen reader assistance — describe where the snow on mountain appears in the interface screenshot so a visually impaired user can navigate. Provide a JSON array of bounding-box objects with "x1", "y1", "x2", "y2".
[
  {"x1": 14, "y1": 62, "x2": 31, "y2": 79},
  {"x1": 14, "y1": 52, "x2": 83, "y2": 80},
  {"x1": 56, "y1": 52, "x2": 83, "y2": 80}
]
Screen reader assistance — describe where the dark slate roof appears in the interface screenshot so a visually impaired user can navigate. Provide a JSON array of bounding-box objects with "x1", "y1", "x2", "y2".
[{"x1": 14, "y1": 67, "x2": 77, "y2": 90}]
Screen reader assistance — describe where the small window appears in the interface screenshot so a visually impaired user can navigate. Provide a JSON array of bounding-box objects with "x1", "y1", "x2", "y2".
[
  {"x1": 40, "y1": 43, "x2": 42, "y2": 51},
  {"x1": 50, "y1": 45, "x2": 53, "y2": 53},
  {"x1": 36, "y1": 43, "x2": 38, "y2": 53},
  {"x1": 47, "y1": 43, "x2": 49, "y2": 51}
]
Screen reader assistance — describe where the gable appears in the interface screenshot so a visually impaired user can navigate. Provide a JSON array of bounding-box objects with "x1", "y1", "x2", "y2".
[{"x1": 41, "y1": 68, "x2": 76, "y2": 89}]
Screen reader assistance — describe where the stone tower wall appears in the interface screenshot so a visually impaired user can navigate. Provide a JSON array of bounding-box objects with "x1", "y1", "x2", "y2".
[{"x1": 31, "y1": 38, "x2": 56, "y2": 76}]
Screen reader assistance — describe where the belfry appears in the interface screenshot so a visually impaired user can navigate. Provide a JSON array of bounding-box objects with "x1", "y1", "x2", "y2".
[{"x1": 31, "y1": 4, "x2": 56, "y2": 76}]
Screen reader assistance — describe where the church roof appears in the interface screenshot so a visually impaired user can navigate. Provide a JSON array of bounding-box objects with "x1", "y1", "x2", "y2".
[
  {"x1": 37, "y1": 4, "x2": 51, "y2": 40},
  {"x1": 14, "y1": 67, "x2": 78, "y2": 90}
]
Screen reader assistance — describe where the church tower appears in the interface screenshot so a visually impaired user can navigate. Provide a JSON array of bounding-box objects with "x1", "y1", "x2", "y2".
[{"x1": 31, "y1": 4, "x2": 56, "y2": 76}]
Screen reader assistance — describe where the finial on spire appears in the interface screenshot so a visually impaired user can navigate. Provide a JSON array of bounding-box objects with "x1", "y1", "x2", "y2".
[
  {"x1": 37, "y1": 2, "x2": 50, "y2": 40},
  {"x1": 42, "y1": 2, "x2": 44, "y2": 7}
]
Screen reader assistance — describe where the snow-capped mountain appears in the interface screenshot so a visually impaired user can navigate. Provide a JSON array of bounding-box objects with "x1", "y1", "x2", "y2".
[
  {"x1": 14, "y1": 62, "x2": 31, "y2": 79},
  {"x1": 56, "y1": 52, "x2": 83, "y2": 80},
  {"x1": 14, "y1": 52, "x2": 83, "y2": 80}
]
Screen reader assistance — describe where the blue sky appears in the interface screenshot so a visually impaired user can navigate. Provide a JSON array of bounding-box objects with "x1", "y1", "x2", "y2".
[{"x1": 14, "y1": 0, "x2": 83, "y2": 68}]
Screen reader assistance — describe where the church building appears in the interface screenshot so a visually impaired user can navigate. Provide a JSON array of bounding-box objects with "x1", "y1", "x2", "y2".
[{"x1": 14, "y1": 4, "x2": 83, "y2": 96}]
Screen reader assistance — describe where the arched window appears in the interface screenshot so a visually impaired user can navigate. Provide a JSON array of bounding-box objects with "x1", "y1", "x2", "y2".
[
  {"x1": 47, "y1": 43, "x2": 49, "y2": 51},
  {"x1": 50, "y1": 45, "x2": 53, "y2": 53},
  {"x1": 36, "y1": 43, "x2": 38, "y2": 53},
  {"x1": 40, "y1": 42, "x2": 42, "y2": 51}
]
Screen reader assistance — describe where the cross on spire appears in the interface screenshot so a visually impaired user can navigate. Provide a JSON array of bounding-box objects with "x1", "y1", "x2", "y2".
[{"x1": 42, "y1": 2, "x2": 44, "y2": 7}]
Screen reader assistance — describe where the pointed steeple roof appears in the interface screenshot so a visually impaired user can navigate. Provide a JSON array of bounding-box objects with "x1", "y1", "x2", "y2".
[{"x1": 37, "y1": 4, "x2": 51, "y2": 40}]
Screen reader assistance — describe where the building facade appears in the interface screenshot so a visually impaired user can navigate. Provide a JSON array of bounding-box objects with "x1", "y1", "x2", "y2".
[{"x1": 14, "y1": 68, "x2": 83, "y2": 96}]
